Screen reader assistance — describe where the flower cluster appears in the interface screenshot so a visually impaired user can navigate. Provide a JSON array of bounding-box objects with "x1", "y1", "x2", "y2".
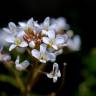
[
  {"x1": 4, "y1": 17, "x2": 69, "y2": 63},
  {"x1": 1, "y1": 17, "x2": 81, "y2": 82}
]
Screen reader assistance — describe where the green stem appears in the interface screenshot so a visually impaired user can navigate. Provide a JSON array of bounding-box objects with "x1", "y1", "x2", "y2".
[
  {"x1": 4, "y1": 61, "x2": 25, "y2": 93},
  {"x1": 56, "y1": 63, "x2": 67, "y2": 95}
]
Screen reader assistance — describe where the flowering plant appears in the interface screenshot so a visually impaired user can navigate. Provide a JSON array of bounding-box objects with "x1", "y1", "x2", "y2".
[{"x1": 0, "y1": 17, "x2": 81, "y2": 95}]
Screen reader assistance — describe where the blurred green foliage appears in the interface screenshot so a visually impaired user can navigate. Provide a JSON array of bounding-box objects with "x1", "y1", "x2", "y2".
[{"x1": 76, "y1": 48, "x2": 96, "y2": 96}]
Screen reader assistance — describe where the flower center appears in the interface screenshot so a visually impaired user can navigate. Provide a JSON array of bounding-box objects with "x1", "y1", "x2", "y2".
[
  {"x1": 50, "y1": 38, "x2": 55, "y2": 45},
  {"x1": 15, "y1": 38, "x2": 21, "y2": 46}
]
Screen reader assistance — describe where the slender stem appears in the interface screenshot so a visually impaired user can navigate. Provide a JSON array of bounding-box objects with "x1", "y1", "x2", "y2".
[
  {"x1": 56, "y1": 63, "x2": 67, "y2": 95},
  {"x1": 23, "y1": 48, "x2": 47, "y2": 95},
  {"x1": 26, "y1": 63, "x2": 46, "y2": 93},
  {"x1": 4, "y1": 61, "x2": 25, "y2": 93}
]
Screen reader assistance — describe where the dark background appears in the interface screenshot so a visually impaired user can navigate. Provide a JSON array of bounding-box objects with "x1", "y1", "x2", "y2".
[{"x1": 0, "y1": 0, "x2": 96, "y2": 96}]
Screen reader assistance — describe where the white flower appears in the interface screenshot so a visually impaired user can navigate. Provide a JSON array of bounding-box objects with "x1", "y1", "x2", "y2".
[
  {"x1": 0, "y1": 53, "x2": 11, "y2": 62},
  {"x1": 0, "y1": 45, "x2": 11, "y2": 62},
  {"x1": 19, "y1": 18, "x2": 41, "y2": 34},
  {"x1": 31, "y1": 44, "x2": 56, "y2": 63},
  {"x1": 0, "y1": 30, "x2": 10, "y2": 46},
  {"x1": 41, "y1": 17, "x2": 51, "y2": 35},
  {"x1": 56, "y1": 17, "x2": 68, "y2": 30},
  {"x1": 5, "y1": 36, "x2": 28, "y2": 51},
  {"x1": 3, "y1": 22, "x2": 18, "y2": 35},
  {"x1": 15, "y1": 56, "x2": 30, "y2": 71},
  {"x1": 43, "y1": 30, "x2": 65, "y2": 50},
  {"x1": 67, "y1": 35, "x2": 81, "y2": 51},
  {"x1": 19, "y1": 18, "x2": 34, "y2": 29},
  {"x1": 46, "y1": 63, "x2": 61, "y2": 83},
  {"x1": 50, "y1": 17, "x2": 69, "y2": 32},
  {"x1": 41, "y1": 17, "x2": 50, "y2": 30}
]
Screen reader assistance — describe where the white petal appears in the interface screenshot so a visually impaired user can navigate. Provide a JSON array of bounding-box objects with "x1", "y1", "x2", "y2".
[
  {"x1": 8, "y1": 22, "x2": 16, "y2": 31},
  {"x1": 57, "y1": 70, "x2": 61, "y2": 77},
  {"x1": 34, "y1": 21, "x2": 41, "y2": 33},
  {"x1": 15, "y1": 56, "x2": 20, "y2": 64},
  {"x1": 3, "y1": 28, "x2": 11, "y2": 34},
  {"x1": 67, "y1": 39, "x2": 74, "y2": 49},
  {"x1": 19, "y1": 41, "x2": 28, "y2": 47},
  {"x1": 15, "y1": 58, "x2": 29, "y2": 71},
  {"x1": 40, "y1": 59, "x2": 46, "y2": 63},
  {"x1": 49, "y1": 24, "x2": 57, "y2": 31},
  {"x1": 47, "y1": 53, "x2": 56, "y2": 62},
  {"x1": 16, "y1": 64, "x2": 23, "y2": 71},
  {"x1": 53, "y1": 63, "x2": 59, "y2": 71},
  {"x1": 57, "y1": 17, "x2": 67, "y2": 30},
  {"x1": 21, "y1": 60, "x2": 30, "y2": 68},
  {"x1": 31, "y1": 49, "x2": 40, "y2": 59},
  {"x1": 9, "y1": 44, "x2": 16, "y2": 51},
  {"x1": 5, "y1": 36, "x2": 15, "y2": 43},
  {"x1": 2, "y1": 54, "x2": 11, "y2": 61},
  {"x1": 55, "y1": 36, "x2": 64, "y2": 45},
  {"x1": 43, "y1": 17, "x2": 50, "y2": 29},
  {"x1": 52, "y1": 45, "x2": 58, "y2": 50},
  {"x1": 27, "y1": 18, "x2": 34, "y2": 27},
  {"x1": 46, "y1": 73, "x2": 53, "y2": 79},
  {"x1": 52, "y1": 63, "x2": 60, "y2": 75},
  {"x1": 17, "y1": 31, "x2": 25, "y2": 38},
  {"x1": 29, "y1": 41, "x2": 35, "y2": 48},
  {"x1": 73, "y1": 35, "x2": 81, "y2": 51},
  {"x1": 53, "y1": 76, "x2": 58, "y2": 83},
  {"x1": 67, "y1": 35, "x2": 81, "y2": 51},
  {"x1": 40, "y1": 44, "x2": 46, "y2": 53},
  {"x1": 63, "y1": 34, "x2": 68, "y2": 42},
  {"x1": 48, "y1": 30, "x2": 55, "y2": 39},
  {"x1": 42, "y1": 30, "x2": 48, "y2": 35},
  {"x1": 42, "y1": 37, "x2": 50, "y2": 44},
  {"x1": 18, "y1": 22, "x2": 26, "y2": 27}
]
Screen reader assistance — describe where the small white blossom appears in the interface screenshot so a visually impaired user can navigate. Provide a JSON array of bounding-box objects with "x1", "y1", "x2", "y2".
[
  {"x1": 31, "y1": 44, "x2": 56, "y2": 63},
  {"x1": 67, "y1": 35, "x2": 81, "y2": 51},
  {"x1": 43, "y1": 30, "x2": 65, "y2": 50},
  {"x1": 46, "y1": 63, "x2": 61, "y2": 83},
  {"x1": 0, "y1": 45, "x2": 11, "y2": 62},
  {"x1": 0, "y1": 53, "x2": 11, "y2": 62},
  {"x1": 19, "y1": 18, "x2": 42, "y2": 34},
  {"x1": 41, "y1": 17, "x2": 50, "y2": 30},
  {"x1": 3, "y1": 22, "x2": 19, "y2": 36},
  {"x1": 19, "y1": 18, "x2": 34, "y2": 29},
  {"x1": 15, "y1": 56, "x2": 30, "y2": 71},
  {"x1": 50, "y1": 17, "x2": 69, "y2": 32},
  {"x1": 5, "y1": 36, "x2": 28, "y2": 51}
]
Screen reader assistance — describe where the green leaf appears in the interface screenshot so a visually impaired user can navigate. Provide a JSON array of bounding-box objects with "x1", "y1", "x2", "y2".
[{"x1": 0, "y1": 74, "x2": 18, "y2": 88}]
